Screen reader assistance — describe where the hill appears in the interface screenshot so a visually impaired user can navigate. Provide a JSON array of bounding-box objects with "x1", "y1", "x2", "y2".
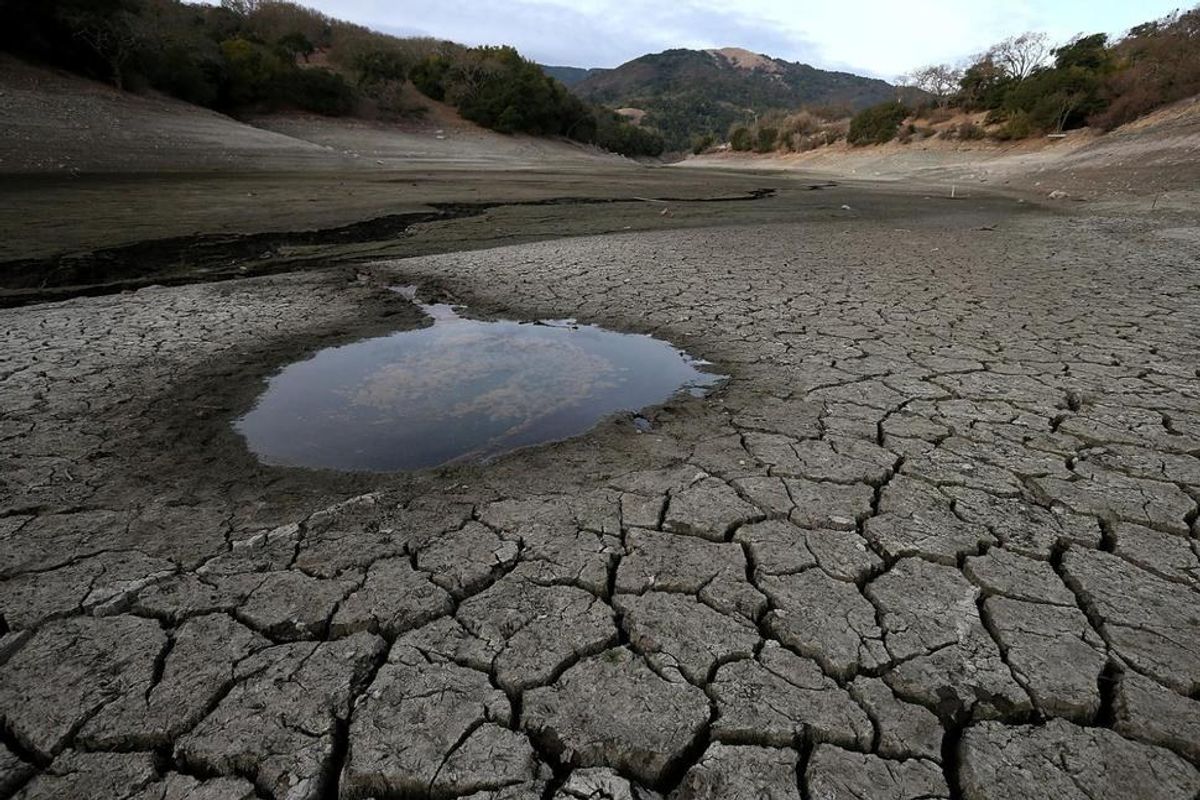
[
  {"x1": 541, "y1": 65, "x2": 610, "y2": 87},
  {"x1": 571, "y1": 47, "x2": 900, "y2": 149},
  {"x1": 1, "y1": 1, "x2": 668, "y2": 159},
  {"x1": 686, "y1": 94, "x2": 1200, "y2": 204},
  {"x1": 0, "y1": 55, "x2": 624, "y2": 177}
]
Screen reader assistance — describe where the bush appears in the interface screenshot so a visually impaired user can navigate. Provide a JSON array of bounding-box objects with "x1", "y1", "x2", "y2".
[
  {"x1": 412, "y1": 47, "x2": 588, "y2": 137},
  {"x1": 781, "y1": 110, "x2": 821, "y2": 137},
  {"x1": 924, "y1": 106, "x2": 955, "y2": 124},
  {"x1": 955, "y1": 121, "x2": 986, "y2": 140},
  {"x1": 144, "y1": 43, "x2": 225, "y2": 107},
  {"x1": 587, "y1": 107, "x2": 663, "y2": 157},
  {"x1": 276, "y1": 31, "x2": 315, "y2": 62},
  {"x1": 353, "y1": 49, "x2": 407, "y2": 87},
  {"x1": 692, "y1": 133, "x2": 716, "y2": 155},
  {"x1": 754, "y1": 127, "x2": 778, "y2": 152},
  {"x1": 277, "y1": 67, "x2": 355, "y2": 115},
  {"x1": 993, "y1": 112, "x2": 1034, "y2": 140},
  {"x1": 220, "y1": 37, "x2": 286, "y2": 106},
  {"x1": 410, "y1": 55, "x2": 452, "y2": 101},
  {"x1": 847, "y1": 101, "x2": 908, "y2": 145},
  {"x1": 729, "y1": 126, "x2": 753, "y2": 151},
  {"x1": 1090, "y1": 9, "x2": 1200, "y2": 130},
  {"x1": 1005, "y1": 66, "x2": 1106, "y2": 131}
]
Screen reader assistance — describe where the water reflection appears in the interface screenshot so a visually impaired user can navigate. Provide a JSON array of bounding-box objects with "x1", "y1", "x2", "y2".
[{"x1": 236, "y1": 300, "x2": 724, "y2": 471}]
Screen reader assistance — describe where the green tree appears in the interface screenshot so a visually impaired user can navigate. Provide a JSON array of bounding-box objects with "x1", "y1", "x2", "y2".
[
  {"x1": 1001, "y1": 34, "x2": 1113, "y2": 131},
  {"x1": 847, "y1": 101, "x2": 908, "y2": 145},
  {"x1": 276, "y1": 31, "x2": 315, "y2": 62},
  {"x1": 220, "y1": 37, "x2": 285, "y2": 105},
  {"x1": 410, "y1": 54, "x2": 453, "y2": 101},
  {"x1": 56, "y1": 0, "x2": 148, "y2": 89},
  {"x1": 278, "y1": 68, "x2": 355, "y2": 115},
  {"x1": 958, "y1": 57, "x2": 1013, "y2": 110},
  {"x1": 353, "y1": 49, "x2": 407, "y2": 87},
  {"x1": 593, "y1": 109, "x2": 664, "y2": 157},
  {"x1": 1053, "y1": 33, "x2": 1111, "y2": 72}
]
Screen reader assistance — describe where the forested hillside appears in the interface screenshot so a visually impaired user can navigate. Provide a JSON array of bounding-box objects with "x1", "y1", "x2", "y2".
[
  {"x1": 915, "y1": 11, "x2": 1200, "y2": 136},
  {"x1": 0, "y1": 0, "x2": 663, "y2": 157},
  {"x1": 711, "y1": 7, "x2": 1200, "y2": 156},
  {"x1": 571, "y1": 48, "x2": 900, "y2": 150},
  {"x1": 540, "y1": 65, "x2": 610, "y2": 88}
]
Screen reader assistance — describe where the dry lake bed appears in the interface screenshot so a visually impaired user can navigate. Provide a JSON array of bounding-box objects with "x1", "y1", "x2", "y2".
[{"x1": 1, "y1": 161, "x2": 1199, "y2": 800}]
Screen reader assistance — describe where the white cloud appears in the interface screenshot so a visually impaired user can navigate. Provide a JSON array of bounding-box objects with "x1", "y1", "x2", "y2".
[{"x1": 289, "y1": 0, "x2": 1183, "y2": 77}]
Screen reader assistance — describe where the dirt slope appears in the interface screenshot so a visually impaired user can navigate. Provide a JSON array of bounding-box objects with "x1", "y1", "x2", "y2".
[
  {"x1": 0, "y1": 56, "x2": 343, "y2": 173},
  {"x1": 686, "y1": 96, "x2": 1200, "y2": 204},
  {"x1": 0, "y1": 56, "x2": 622, "y2": 174}
]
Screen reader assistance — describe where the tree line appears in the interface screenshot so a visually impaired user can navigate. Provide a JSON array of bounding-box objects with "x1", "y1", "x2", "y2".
[
  {"x1": 713, "y1": 6, "x2": 1199, "y2": 154},
  {"x1": 409, "y1": 46, "x2": 663, "y2": 156},
  {"x1": 901, "y1": 8, "x2": 1200, "y2": 138},
  {"x1": 0, "y1": 0, "x2": 663, "y2": 157}
]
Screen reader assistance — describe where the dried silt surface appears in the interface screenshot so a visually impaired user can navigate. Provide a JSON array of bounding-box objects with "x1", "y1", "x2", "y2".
[{"x1": 1, "y1": 194, "x2": 1199, "y2": 799}]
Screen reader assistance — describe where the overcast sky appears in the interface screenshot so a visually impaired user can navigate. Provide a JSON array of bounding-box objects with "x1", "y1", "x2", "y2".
[{"x1": 286, "y1": 0, "x2": 1184, "y2": 79}]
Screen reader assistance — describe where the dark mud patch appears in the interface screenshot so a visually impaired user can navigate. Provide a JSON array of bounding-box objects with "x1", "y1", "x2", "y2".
[
  {"x1": 96, "y1": 273, "x2": 728, "y2": 524},
  {"x1": 0, "y1": 208, "x2": 455, "y2": 304},
  {"x1": 92, "y1": 274, "x2": 432, "y2": 516},
  {"x1": 0, "y1": 189, "x2": 777, "y2": 307}
]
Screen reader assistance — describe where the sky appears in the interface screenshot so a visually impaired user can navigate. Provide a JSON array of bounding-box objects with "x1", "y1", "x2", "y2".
[{"x1": 288, "y1": 0, "x2": 1186, "y2": 79}]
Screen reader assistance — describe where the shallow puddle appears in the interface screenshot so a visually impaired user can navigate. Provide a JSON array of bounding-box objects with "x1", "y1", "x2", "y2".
[{"x1": 236, "y1": 299, "x2": 724, "y2": 471}]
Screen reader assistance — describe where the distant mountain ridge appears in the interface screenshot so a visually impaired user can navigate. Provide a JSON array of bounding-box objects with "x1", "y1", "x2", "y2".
[
  {"x1": 540, "y1": 65, "x2": 610, "y2": 87},
  {"x1": 561, "y1": 47, "x2": 900, "y2": 150}
]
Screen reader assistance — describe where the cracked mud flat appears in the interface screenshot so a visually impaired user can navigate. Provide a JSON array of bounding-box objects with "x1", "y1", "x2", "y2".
[{"x1": 1, "y1": 194, "x2": 1199, "y2": 800}]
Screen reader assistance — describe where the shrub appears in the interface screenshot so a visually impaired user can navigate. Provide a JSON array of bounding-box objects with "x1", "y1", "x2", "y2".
[
  {"x1": 782, "y1": 110, "x2": 821, "y2": 137},
  {"x1": 276, "y1": 31, "x2": 315, "y2": 62},
  {"x1": 593, "y1": 109, "x2": 664, "y2": 157},
  {"x1": 729, "y1": 126, "x2": 753, "y2": 151},
  {"x1": 692, "y1": 133, "x2": 716, "y2": 154},
  {"x1": 754, "y1": 127, "x2": 778, "y2": 152},
  {"x1": 956, "y1": 121, "x2": 985, "y2": 140},
  {"x1": 220, "y1": 37, "x2": 286, "y2": 106},
  {"x1": 1090, "y1": 9, "x2": 1200, "y2": 130},
  {"x1": 1006, "y1": 67, "x2": 1106, "y2": 131},
  {"x1": 367, "y1": 81, "x2": 426, "y2": 119},
  {"x1": 415, "y1": 47, "x2": 589, "y2": 137},
  {"x1": 925, "y1": 106, "x2": 955, "y2": 124},
  {"x1": 410, "y1": 55, "x2": 452, "y2": 101},
  {"x1": 825, "y1": 119, "x2": 850, "y2": 141},
  {"x1": 353, "y1": 49, "x2": 408, "y2": 87},
  {"x1": 277, "y1": 67, "x2": 355, "y2": 115},
  {"x1": 145, "y1": 43, "x2": 225, "y2": 107},
  {"x1": 847, "y1": 101, "x2": 908, "y2": 145},
  {"x1": 993, "y1": 112, "x2": 1034, "y2": 140}
]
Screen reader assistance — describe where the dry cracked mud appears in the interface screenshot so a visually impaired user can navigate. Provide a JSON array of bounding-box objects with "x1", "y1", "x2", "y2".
[{"x1": 1, "y1": 189, "x2": 1199, "y2": 800}]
